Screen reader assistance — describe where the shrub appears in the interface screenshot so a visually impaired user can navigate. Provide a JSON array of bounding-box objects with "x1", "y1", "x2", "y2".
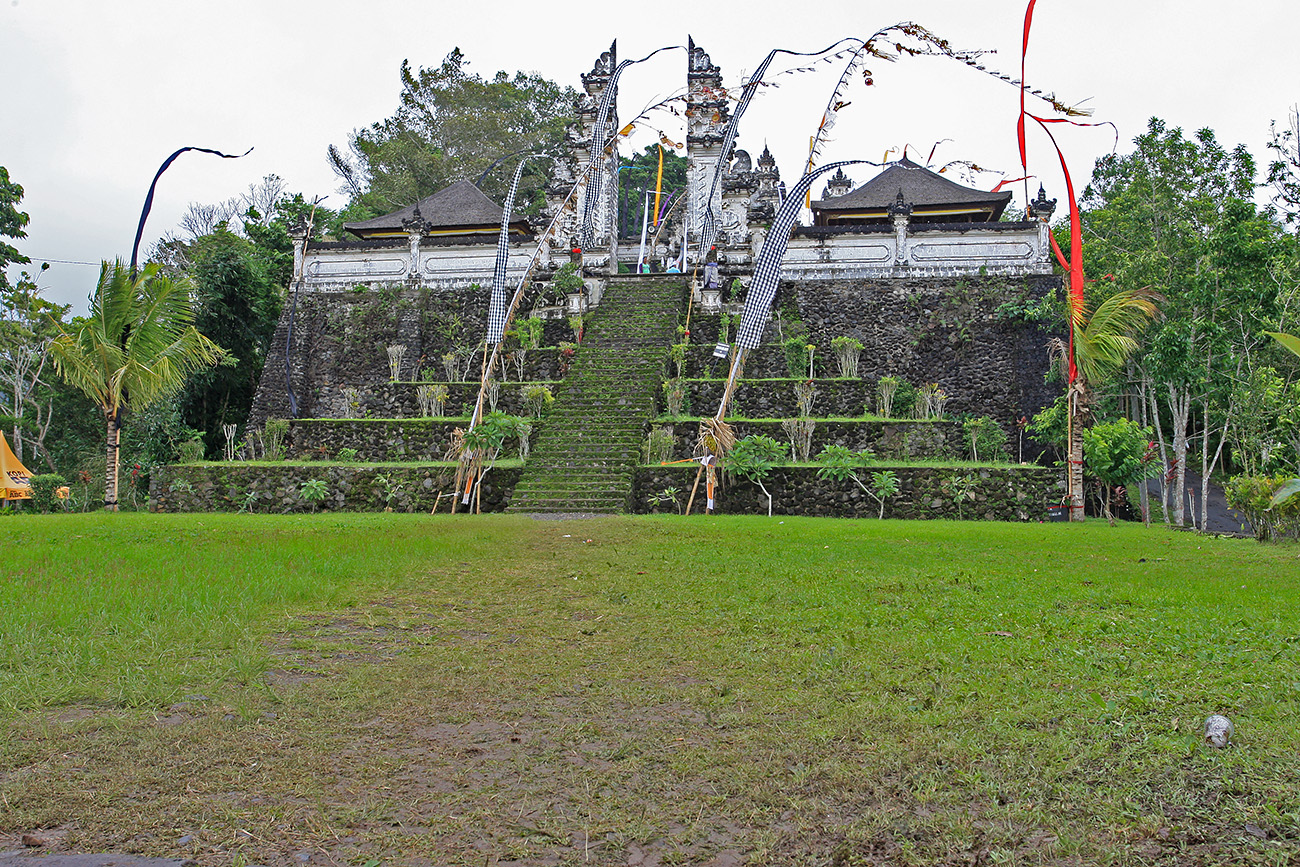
[
  {"x1": 336, "y1": 448, "x2": 359, "y2": 462},
  {"x1": 728, "y1": 434, "x2": 787, "y2": 516},
  {"x1": 522, "y1": 385, "x2": 554, "y2": 419},
  {"x1": 177, "y1": 438, "x2": 205, "y2": 463},
  {"x1": 644, "y1": 426, "x2": 676, "y2": 465},
  {"x1": 28, "y1": 474, "x2": 68, "y2": 513},
  {"x1": 669, "y1": 342, "x2": 688, "y2": 378},
  {"x1": 263, "y1": 418, "x2": 289, "y2": 460},
  {"x1": 782, "y1": 335, "x2": 814, "y2": 379},
  {"x1": 830, "y1": 336, "x2": 864, "y2": 379},
  {"x1": 416, "y1": 383, "x2": 448, "y2": 417},
  {"x1": 1224, "y1": 475, "x2": 1300, "y2": 542},
  {"x1": 963, "y1": 416, "x2": 1010, "y2": 463},
  {"x1": 663, "y1": 379, "x2": 689, "y2": 417}
]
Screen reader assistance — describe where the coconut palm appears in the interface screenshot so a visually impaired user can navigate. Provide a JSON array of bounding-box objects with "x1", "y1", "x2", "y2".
[
  {"x1": 49, "y1": 261, "x2": 223, "y2": 510},
  {"x1": 1051, "y1": 287, "x2": 1162, "y2": 521}
]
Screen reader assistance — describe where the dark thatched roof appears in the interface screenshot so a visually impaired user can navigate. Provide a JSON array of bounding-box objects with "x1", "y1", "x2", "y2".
[
  {"x1": 812, "y1": 157, "x2": 1011, "y2": 223},
  {"x1": 344, "y1": 180, "x2": 530, "y2": 239}
]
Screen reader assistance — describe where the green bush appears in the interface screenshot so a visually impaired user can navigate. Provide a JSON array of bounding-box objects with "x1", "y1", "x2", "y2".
[
  {"x1": 782, "y1": 335, "x2": 814, "y2": 379},
  {"x1": 28, "y1": 474, "x2": 68, "y2": 513},
  {"x1": 1224, "y1": 475, "x2": 1300, "y2": 542},
  {"x1": 963, "y1": 416, "x2": 1010, "y2": 462},
  {"x1": 177, "y1": 438, "x2": 205, "y2": 463}
]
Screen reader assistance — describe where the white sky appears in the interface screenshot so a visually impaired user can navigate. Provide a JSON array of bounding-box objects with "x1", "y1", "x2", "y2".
[{"x1": 3, "y1": 0, "x2": 1297, "y2": 315}]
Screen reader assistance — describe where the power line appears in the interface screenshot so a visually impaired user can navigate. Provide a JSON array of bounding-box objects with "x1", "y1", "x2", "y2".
[{"x1": 25, "y1": 257, "x2": 101, "y2": 267}]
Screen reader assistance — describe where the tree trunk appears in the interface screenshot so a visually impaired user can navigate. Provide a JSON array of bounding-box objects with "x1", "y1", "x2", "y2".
[
  {"x1": 1167, "y1": 384, "x2": 1191, "y2": 527},
  {"x1": 105, "y1": 410, "x2": 120, "y2": 512},
  {"x1": 1068, "y1": 384, "x2": 1086, "y2": 521},
  {"x1": 1147, "y1": 380, "x2": 1171, "y2": 525},
  {"x1": 1137, "y1": 377, "x2": 1150, "y2": 527}
]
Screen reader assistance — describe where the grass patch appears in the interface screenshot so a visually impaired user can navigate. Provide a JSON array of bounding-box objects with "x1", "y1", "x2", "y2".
[{"x1": 2, "y1": 515, "x2": 1298, "y2": 865}]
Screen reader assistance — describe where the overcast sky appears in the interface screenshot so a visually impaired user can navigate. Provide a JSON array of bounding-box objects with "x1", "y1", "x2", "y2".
[{"x1": 3, "y1": 0, "x2": 1296, "y2": 315}]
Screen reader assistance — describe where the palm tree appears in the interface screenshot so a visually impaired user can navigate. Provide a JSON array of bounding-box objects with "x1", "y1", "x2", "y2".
[
  {"x1": 1052, "y1": 287, "x2": 1162, "y2": 521},
  {"x1": 49, "y1": 261, "x2": 223, "y2": 510}
]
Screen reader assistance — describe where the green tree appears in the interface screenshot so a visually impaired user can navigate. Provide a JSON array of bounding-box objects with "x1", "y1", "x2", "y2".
[
  {"x1": 0, "y1": 166, "x2": 30, "y2": 291},
  {"x1": 617, "y1": 144, "x2": 688, "y2": 240},
  {"x1": 48, "y1": 262, "x2": 224, "y2": 510},
  {"x1": 728, "y1": 434, "x2": 787, "y2": 516},
  {"x1": 1, "y1": 271, "x2": 70, "y2": 468},
  {"x1": 1081, "y1": 417, "x2": 1159, "y2": 524},
  {"x1": 177, "y1": 227, "x2": 283, "y2": 455},
  {"x1": 1266, "y1": 105, "x2": 1300, "y2": 227},
  {"x1": 1077, "y1": 118, "x2": 1288, "y2": 526},
  {"x1": 328, "y1": 49, "x2": 577, "y2": 217}
]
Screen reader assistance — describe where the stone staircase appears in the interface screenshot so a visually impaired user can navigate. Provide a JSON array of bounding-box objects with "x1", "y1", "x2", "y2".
[{"x1": 507, "y1": 275, "x2": 685, "y2": 513}]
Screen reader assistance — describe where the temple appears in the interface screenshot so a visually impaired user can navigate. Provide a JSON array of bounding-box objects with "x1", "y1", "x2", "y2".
[{"x1": 284, "y1": 41, "x2": 1057, "y2": 303}]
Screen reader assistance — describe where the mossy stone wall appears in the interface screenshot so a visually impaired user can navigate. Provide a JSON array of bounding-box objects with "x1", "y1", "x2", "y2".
[
  {"x1": 150, "y1": 464, "x2": 520, "y2": 514},
  {"x1": 632, "y1": 464, "x2": 1063, "y2": 521}
]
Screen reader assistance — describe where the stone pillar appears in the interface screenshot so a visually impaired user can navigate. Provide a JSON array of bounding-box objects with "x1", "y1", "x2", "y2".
[
  {"x1": 1028, "y1": 184, "x2": 1058, "y2": 267},
  {"x1": 685, "y1": 38, "x2": 729, "y2": 260},
  {"x1": 889, "y1": 189, "x2": 912, "y2": 267},
  {"x1": 288, "y1": 220, "x2": 309, "y2": 286}
]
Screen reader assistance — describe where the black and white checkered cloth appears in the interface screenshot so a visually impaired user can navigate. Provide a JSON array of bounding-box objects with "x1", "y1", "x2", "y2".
[
  {"x1": 488, "y1": 157, "x2": 535, "y2": 345},
  {"x1": 734, "y1": 160, "x2": 867, "y2": 350},
  {"x1": 697, "y1": 50, "x2": 779, "y2": 258}
]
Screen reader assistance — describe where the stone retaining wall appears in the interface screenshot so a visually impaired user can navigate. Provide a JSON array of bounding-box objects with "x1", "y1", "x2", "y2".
[
  {"x1": 150, "y1": 464, "x2": 520, "y2": 514},
  {"x1": 650, "y1": 419, "x2": 967, "y2": 461},
  {"x1": 632, "y1": 464, "x2": 1063, "y2": 521}
]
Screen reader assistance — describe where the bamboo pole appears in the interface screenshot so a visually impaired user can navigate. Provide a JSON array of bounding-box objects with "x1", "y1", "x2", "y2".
[{"x1": 684, "y1": 464, "x2": 704, "y2": 516}]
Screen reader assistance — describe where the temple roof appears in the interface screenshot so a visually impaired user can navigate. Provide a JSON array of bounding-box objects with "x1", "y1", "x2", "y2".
[
  {"x1": 813, "y1": 157, "x2": 1011, "y2": 223},
  {"x1": 344, "y1": 180, "x2": 528, "y2": 239}
]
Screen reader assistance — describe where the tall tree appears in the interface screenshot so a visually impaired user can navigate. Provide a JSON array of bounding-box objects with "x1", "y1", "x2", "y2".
[
  {"x1": 328, "y1": 49, "x2": 577, "y2": 217},
  {"x1": 0, "y1": 270, "x2": 69, "y2": 467},
  {"x1": 1267, "y1": 104, "x2": 1300, "y2": 228},
  {"x1": 49, "y1": 262, "x2": 224, "y2": 510},
  {"x1": 1077, "y1": 118, "x2": 1277, "y2": 526},
  {"x1": 0, "y1": 166, "x2": 31, "y2": 291},
  {"x1": 617, "y1": 144, "x2": 688, "y2": 240},
  {"x1": 177, "y1": 227, "x2": 282, "y2": 455}
]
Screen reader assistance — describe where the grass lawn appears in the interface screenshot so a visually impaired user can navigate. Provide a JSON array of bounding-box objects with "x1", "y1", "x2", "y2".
[{"x1": 2, "y1": 514, "x2": 1298, "y2": 866}]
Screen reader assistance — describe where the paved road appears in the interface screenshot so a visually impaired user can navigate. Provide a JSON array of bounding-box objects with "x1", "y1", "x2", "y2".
[{"x1": 1141, "y1": 472, "x2": 1252, "y2": 536}]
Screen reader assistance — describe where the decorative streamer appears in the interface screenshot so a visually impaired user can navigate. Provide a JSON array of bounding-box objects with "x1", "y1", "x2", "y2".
[
  {"x1": 130, "y1": 145, "x2": 252, "y2": 273},
  {"x1": 487, "y1": 154, "x2": 549, "y2": 345},
  {"x1": 696, "y1": 38, "x2": 861, "y2": 261},
  {"x1": 579, "y1": 45, "x2": 681, "y2": 250}
]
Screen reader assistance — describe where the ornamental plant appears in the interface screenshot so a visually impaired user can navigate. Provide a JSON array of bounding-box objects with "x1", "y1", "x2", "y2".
[
  {"x1": 299, "y1": 479, "x2": 328, "y2": 512},
  {"x1": 963, "y1": 416, "x2": 1009, "y2": 463},
  {"x1": 782, "y1": 335, "x2": 814, "y2": 379},
  {"x1": 1082, "y1": 417, "x2": 1159, "y2": 524},
  {"x1": 815, "y1": 445, "x2": 897, "y2": 519},
  {"x1": 727, "y1": 434, "x2": 787, "y2": 517},
  {"x1": 830, "y1": 335, "x2": 864, "y2": 378}
]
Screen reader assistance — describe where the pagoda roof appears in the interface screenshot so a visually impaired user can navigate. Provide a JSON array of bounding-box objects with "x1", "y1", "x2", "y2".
[
  {"x1": 813, "y1": 157, "x2": 1010, "y2": 221},
  {"x1": 344, "y1": 180, "x2": 529, "y2": 239}
]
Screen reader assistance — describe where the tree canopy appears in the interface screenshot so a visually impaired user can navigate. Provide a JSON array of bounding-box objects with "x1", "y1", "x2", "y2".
[
  {"x1": 328, "y1": 49, "x2": 578, "y2": 219},
  {"x1": 0, "y1": 166, "x2": 31, "y2": 292}
]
